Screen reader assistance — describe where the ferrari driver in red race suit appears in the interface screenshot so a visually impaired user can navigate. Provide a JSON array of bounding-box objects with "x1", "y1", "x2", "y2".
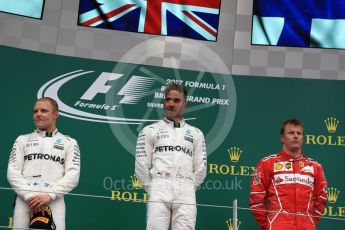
[{"x1": 249, "y1": 119, "x2": 327, "y2": 230}]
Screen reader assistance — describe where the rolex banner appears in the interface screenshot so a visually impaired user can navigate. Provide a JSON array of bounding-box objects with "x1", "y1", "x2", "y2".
[{"x1": 0, "y1": 45, "x2": 344, "y2": 229}]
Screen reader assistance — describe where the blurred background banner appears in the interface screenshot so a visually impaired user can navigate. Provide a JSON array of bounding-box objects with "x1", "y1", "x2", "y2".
[
  {"x1": 252, "y1": 0, "x2": 345, "y2": 48},
  {"x1": 0, "y1": 0, "x2": 44, "y2": 19}
]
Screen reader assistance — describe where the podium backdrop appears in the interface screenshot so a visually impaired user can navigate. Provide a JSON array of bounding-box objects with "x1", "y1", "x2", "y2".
[{"x1": 0, "y1": 45, "x2": 344, "y2": 229}]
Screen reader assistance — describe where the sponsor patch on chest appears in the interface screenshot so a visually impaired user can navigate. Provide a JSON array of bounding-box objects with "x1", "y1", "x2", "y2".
[
  {"x1": 300, "y1": 165, "x2": 314, "y2": 174},
  {"x1": 274, "y1": 161, "x2": 293, "y2": 172},
  {"x1": 274, "y1": 173, "x2": 314, "y2": 187},
  {"x1": 53, "y1": 138, "x2": 64, "y2": 150},
  {"x1": 184, "y1": 128, "x2": 194, "y2": 143},
  {"x1": 184, "y1": 136, "x2": 193, "y2": 143}
]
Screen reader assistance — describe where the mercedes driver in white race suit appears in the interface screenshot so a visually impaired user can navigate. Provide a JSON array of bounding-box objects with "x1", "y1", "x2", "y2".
[
  {"x1": 135, "y1": 83, "x2": 207, "y2": 230},
  {"x1": 7, "y1": 97, "x2": 80, "y2": 230}
]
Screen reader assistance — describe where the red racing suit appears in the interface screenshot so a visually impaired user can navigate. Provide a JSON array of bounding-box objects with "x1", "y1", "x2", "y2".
[{"x1": 249, "y1": 151, "x2": 327, "y2": 230}]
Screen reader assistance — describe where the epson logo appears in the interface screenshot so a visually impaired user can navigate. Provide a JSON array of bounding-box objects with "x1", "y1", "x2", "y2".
[
  {"x1": 184, "y1": 136, "x2": 194, "y2": 143},
  {"x1": 54, "y1": 145, "x2": 64, "y2": 150},
  {"x1": 37, "y1": 70, "x2": 159, "y2": 124}
]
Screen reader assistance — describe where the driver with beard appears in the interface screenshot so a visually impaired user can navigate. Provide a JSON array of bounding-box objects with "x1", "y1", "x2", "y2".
[{"x1": 135, "y1": 83, "x2": 207, "y2": 230}]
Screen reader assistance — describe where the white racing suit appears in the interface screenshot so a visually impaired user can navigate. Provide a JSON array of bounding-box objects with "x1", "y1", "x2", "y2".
[
  {"x1": 135, "y1": 118, "x2": 207, "y2": 230},
  {"x1": 7, "y1": 129, "x2": 80, "y2": 230}
]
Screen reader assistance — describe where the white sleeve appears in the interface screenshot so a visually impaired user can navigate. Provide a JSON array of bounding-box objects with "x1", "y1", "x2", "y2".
[
  {"x1": 135, "y1": 126, "x2": 153, "y2": 191},
  {"x1": 49, "y1": 138, "x2": 80, "y2": 200},
  {"x1": 193, "y1": 129, "x2": 207, "y2": 188},
  {"x1": 7, "y1": 136, "x2": 37, "y2": 200}
]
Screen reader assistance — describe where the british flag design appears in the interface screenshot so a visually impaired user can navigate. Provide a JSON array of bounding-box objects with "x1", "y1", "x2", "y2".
[{"x1": 78, "y1": 0, "x2": 221, "y2": 41}]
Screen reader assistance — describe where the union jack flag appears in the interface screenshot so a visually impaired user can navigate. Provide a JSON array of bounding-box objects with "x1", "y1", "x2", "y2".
[{"x1": 78, "y1": 0, "x2": 221, "y2": 41}]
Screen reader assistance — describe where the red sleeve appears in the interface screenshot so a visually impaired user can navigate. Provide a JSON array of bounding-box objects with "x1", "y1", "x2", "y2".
[
  {"x1": 312, "y1": 164, "x2": 327, "y2": 224},
  {"x1": 249, "y1": 158, "x2": 271, "y2": 230}
]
